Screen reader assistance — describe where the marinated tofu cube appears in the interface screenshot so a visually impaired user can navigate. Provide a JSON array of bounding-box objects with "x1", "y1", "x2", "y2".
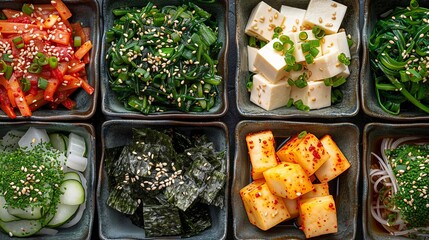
[
  {"x1": 253, "y1": 39, "x2": 290, "y2": 83},
  {"x1": 299, "y1": 195, "x2": 338, "y2": 238},
  {"x1": 306, "y1": 50, "x2": 347, "y2": 81},
  {"x1": 263, "y1": 162, "x2": 314, "y2": 199},
  {"x1": 315, "y1": 134, "x2": 351, "y2": 182},
  {"x1": 301, "y1": 182, "x2": 330, "y2": 199},
  {"x1": 240, "y1": 180, "x2": 291, "y2": 231},
  {"x1": 280, "y1": 5, "x2": 306, "y2": 33},
  {"x1": 245, "y1": 1, "x2": 286, "y2": 42},
  {"x1": 283, "y1": 197, "x2": 299, "y2": 218},
  {"x1": 250, "y1": 74, "x2": 291, "y2": 111},
  {"x1": 303, "y1": 0, "x2": 347, "y2": 34},
  {"x1": 247, "y1": 46, "x2": 259, "y2": 72},
  {"x1": 246, "y1": 130, "x2": 278, "y2": 180},
  {"x1": 279, "y1": 132, "x2": 330, "y2": 176},
  {"x1": 289, "y1": 81, "x2": 332, "y2": 110},
  {"x1": 276, "y1": 134, "x2": 302, "y2": 163}
]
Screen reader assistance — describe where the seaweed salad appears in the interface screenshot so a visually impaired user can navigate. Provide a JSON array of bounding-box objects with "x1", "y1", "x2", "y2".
[{"x1": 104, "y1": 128, "x2": 226, "y2": 237}]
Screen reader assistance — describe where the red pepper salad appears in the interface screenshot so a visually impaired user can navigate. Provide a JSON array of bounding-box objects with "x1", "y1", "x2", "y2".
[{"x1": 0, "y1": 0, "x2": 94, "y2": 119}]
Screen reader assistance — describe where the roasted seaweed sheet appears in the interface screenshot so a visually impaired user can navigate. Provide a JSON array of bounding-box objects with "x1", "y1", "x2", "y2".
[{"x1": 105, "y1": 128, "x2": 226, "y2": 237}]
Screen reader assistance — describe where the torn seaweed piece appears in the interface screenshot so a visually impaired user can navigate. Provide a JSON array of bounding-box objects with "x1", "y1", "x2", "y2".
[
  {"x1": 104, "y1": 146, "x2": 124, "y2": 186},
  {"x1": 201, "y1": 170, "x2": 226, "y2": 205},
  {"x1": 107, "y1": 184, "x2": 140, "y2": 215},
  {"x1": 165, "y1": 175, "x2": 201, "y2": 211},
  {"x1": 143, "y1": 205, "x2": 182, "y2": 237},
  {"x1": 180, "y1": 203, "x2": 212, "y2": 237},
  {"x1": 186, "y1": 152, "x2": 214, "y2": 185}
]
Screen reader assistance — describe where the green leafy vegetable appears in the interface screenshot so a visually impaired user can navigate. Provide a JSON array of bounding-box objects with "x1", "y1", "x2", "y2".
[
  {"x1": 106, "y1": 2, "x2": 223, "y2": 114},
  {"x1": 369, "y1": 0, "x2": 429, "y2": 115}
]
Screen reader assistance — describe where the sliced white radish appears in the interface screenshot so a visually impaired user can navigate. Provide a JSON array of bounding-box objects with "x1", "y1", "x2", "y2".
[
  {"x1": 67, "y1": 133, "x2": 86, "y2": 157},
  {"x1": 18, "y1": 127, "x2": 50, "y2": 150},
  {"x1": 59, "y1": 179, "x2": 85, "y2": 205},
  {"x1": 66, "y1": 154, "x2": 88, "y2": 172}
]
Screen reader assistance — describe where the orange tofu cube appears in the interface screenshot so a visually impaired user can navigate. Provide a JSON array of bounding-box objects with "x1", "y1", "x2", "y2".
[
  {"x1": 246, "y1": 130, "x2": 278, "y2": 180},
  {"x1": 315, "y1": 134, "x2": 351, "y2": 182},
  {"x1": 263, "y1": 162, "x2": 314, "y2": 199},
  {"x1": 283, "y1": 197, "x2": 299, "y2": 219},
  {"x1": 285, "y1": 133, "x2": 330, "y2": 176},
  {"x1": 301, "y1": 182, "x2": 330, "y2": 200},
  {"x1": 240, "y1": 180, "x2": 291, "y2": 231},
  {"x1": 299, "y1": 195, "x2": 338, "y2": 238},
  {"x1": 276, "y1": 134, "x2": 302, "y2": 163}
]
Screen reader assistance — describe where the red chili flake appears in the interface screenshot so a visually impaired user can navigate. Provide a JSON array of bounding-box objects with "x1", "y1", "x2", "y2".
[
  {"x1": 249, "y1": 140, "x2": 253, "y2": 144},
  {"x1": 263, "y1": 140, "x2": 267, "y2": 145},
  {"x1": 273, "y1": 199, "x2": 278, "y2": 204},
  {"x1": 309, "y1": 145, "x2": 315, "y2": 152},
  {"x1": 249, "y1": 146, "x2": 254, "y2": 149},
  {"x1": 329, "y1": 203, "x2": 334, "y2": 209},
  {"x1": 312, "y1": 150, "x2": 321, "y2": 159},
  {"x1": 336, "y1": 153, "x2": 342, "y2": 162},
  {"x1": 255, "y1": 192, "x2": 261, "y2": 198},
  {"x1": 317, "y1": 141, "x2": 323, "y2": 148}
]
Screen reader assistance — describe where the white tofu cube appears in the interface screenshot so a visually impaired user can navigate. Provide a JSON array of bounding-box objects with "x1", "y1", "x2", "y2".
[
  {"x1": 303, "y1": 0, "x2": 347, "y2": 34},
  {"x1": 253, "y1": 39, "x2": 289, "y2": 82},
  {"x1": 288, "y1": 68, "x2": 308, "y2": 81},
  {"x1": 247, "y1": 46, "x2": 259, "y2": 73},
  {"x1": 280, "y1": 5, "x2": 306, "y2": 33},
  {"x1": 250, "y1": 74, "x2": 291, "y2": 111},
  {"x1": 290, "y1": 30, "x2": 322, "y2": 63},
  {"x1": 336, "y1": 66, "x2": 350, "y2": 78},
  {"x1": 245, "y1": 1, "x2": 286, "y2": 42},
  {"x1": 306, "y1": 50, "x2": 346, "y2": 81},
  {"x1": 321, "y1": 32, "x2": 351, "y2": 57},
  {"x1": 290, "y1": 81, "x2": 331, "y2": 110}
]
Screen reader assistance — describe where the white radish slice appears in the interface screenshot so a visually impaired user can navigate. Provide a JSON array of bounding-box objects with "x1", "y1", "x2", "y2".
[
  {"x1": 66, "y1": 154, "x2": 88, "y2": 172},
  {"x1": 18, "y1": 127, "x2": 50, "y2": 150}
]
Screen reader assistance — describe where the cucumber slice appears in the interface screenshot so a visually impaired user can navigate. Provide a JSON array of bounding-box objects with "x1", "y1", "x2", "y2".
[
  {"x1": 49, "y1": 133, "x2": 68, "y2": 153},
  {"x1": 0, "y1": 196, "x2": 18, "y2": 222},
  {"x1": 59, "y1": 179, "x2": 85, "y2": 205},
  {"x1": 47, "y1": 204, "x2": 79, "y2": 228},
  {"x1": 67, "y1": 133, "x2": 86, "y2": 157},
  {"x1": 7, "y1": 206, "x2": 43, "y2": 220},
  {"x1": 64, "y1": 171, "x2": 81, "y2": 182},
  {"x1": 0, "y1": 219, "x2": 42, "y2": 237}
]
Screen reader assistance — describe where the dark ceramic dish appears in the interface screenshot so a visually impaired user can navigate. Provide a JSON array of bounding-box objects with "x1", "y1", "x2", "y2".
[
  {"x1": 362, "y1": 122, "x2": 429, "y2": 239},
  {"x1": 235, "y1": 0, "x2": 360, "y2": 119},
  {"x1": 361, "y1": 0, "x2": 429, "y2": 120},
  {"x1": 0, "y1": 0, "x2": 100, "y2": 121},
  {"x1": 232, "y1": 120, "x2": 359, "y2": 239},
  {"x1": 0, "y1": 122, "x2": 96, "y2": 239},
  {"x1": 97, "y1": 120, "x2": 229, "y2": 240},
  {"x1": 100, "y1": 0, "x2": 229, "y2": 119}
]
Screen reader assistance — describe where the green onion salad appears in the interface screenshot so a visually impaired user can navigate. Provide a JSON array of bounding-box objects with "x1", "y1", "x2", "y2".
[
  {"x1": 105, "y1": 2, "x2": 223, "y2": 114},
  {"x1": 370, "y1": 137, "x2": 429, "y2": 237},
  {"x1": 369, "y1": 0, "x2": 429, "y2": 115}
]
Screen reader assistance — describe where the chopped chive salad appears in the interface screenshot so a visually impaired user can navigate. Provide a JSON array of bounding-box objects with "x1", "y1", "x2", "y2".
[
  {"x1": 105, "y1": 2, "x2": 223, "y2": 114},
  {"x1": 104, "y1": 128, "x2": 226, "y2": 237},
  {"x1": 369, "y1": 0, "x2": 429, "y2": 115}
]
